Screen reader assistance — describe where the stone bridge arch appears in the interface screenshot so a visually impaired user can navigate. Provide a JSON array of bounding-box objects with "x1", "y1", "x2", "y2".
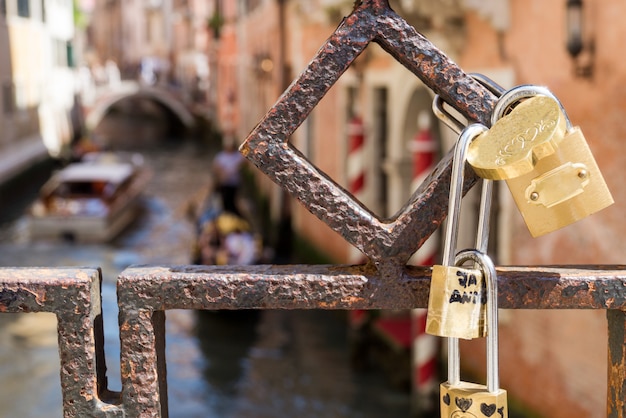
[{"x1": 85, "y1": 82, "x2": 195, "y2": 133}]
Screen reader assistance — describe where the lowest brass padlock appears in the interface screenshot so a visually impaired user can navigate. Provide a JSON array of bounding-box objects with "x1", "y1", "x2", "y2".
[
  {"x1": 469, "y1": 85, "x2": 614, "y2": 237},
  {"x1": 426, "y1": 123, "x2": 492, "y2": 339},
  {"x1": 440, "y1": 249, "x2": 508, "y2": 418}
]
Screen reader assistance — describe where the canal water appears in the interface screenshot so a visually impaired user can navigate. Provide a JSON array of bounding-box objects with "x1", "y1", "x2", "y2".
[{"x1": 0, "y1": 135, "x2": 411, "y2": 416}]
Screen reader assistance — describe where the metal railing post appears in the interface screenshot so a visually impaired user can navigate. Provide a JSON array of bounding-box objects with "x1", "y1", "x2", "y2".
[{"x1": 608, "y1": 309, "x2": 626, "y2": 418}]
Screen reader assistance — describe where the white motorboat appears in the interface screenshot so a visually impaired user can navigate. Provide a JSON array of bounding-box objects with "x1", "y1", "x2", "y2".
[{"x1": 28, "y1": 154, "x2": 151, "y2": 242}]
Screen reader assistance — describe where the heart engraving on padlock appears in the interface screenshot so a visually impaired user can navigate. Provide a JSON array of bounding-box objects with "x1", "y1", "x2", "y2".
[
  {"x1": 489, "y1": 86, "x2": 614, "y2": 236},
  {"x1": 451, "y1": 412, "x2": 477, "y2": 418},
  {"x1": 494, "y1": 117, "x2": 559, "y2": 167},
  {"x1": 480, "y1": 403, "x2": 497, "y2": 416},
  {"x1": 440, "y1": 250, "x2": 508, "y2": 418},
  {"x1": 467, "y1": 95, "x2": 567, "y2": 180},
  {"x1": 456, "y1": 397, "x2": 473, "y2": 411}
]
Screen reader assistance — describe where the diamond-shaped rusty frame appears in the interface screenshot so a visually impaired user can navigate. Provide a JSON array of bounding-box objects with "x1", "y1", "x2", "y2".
[{"x1": 241, "y1": 0, "x2": 498, "y2": 268}]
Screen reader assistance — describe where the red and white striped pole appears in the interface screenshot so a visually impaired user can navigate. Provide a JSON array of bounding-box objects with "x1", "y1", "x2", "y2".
[
  {"x1": 410, "y1": 111, "x2": 439, "y2": 413},
  {"x1": 347, "y1": 113, "x2": 366, "y2": 263},
  {"x1": 347, "y1": 113, "x2": 368, "y2": 330}
]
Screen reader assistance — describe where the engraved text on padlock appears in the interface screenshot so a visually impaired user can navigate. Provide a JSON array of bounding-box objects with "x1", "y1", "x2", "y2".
[
  {"x1": 487, "y1": 86, "x2": 614, "y2": 236},
  {"x1": 427, "y1": 265, "x2": 487, "y2": 339},
  {"x1": 467, "y1": 95, "x2": 567, "y2": 180}
]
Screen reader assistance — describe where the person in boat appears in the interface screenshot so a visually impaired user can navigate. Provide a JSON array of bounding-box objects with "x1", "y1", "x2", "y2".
[
  {"x1": 212, "y1": 134, "x2": 245, "y2": 216},
  {"x1": 195, "y1": 211, "x2": 261, "y2": 266}
]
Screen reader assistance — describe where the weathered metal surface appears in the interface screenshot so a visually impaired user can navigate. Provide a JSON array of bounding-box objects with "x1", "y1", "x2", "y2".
[
  {"x1": 1, "y1": 265, "x2": 626, "y2": 417},
  {"x1": 118, "y1": 265, "x2": 626, "y2": 311},
  {"x1": 118, "y1": 306, "x2": 167, "y2": 418},
  {"x1": 114, "y1": 264, "x2": 626, "y2": 417},
  {"x1": 608, "y1": 310, "x2": 626, "y2": 418},
  {"x1": 240, "y1": 0, "x2": 497, "y2": 269},
  {"x1": 0, "y1": 268, "x2": 123, "y2": 417}
]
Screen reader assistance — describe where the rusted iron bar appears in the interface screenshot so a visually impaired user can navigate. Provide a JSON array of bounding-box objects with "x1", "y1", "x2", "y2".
[
  {"x1": 608, "y1": 309, "x2": 626, "y2": 418},
  {"x1": 368, "y1": 1, "x2": 497, "y2": 123},
  {"x1": 0, "y1": 268, "x2": 123, "y2": 417},
  {"x1": 240, "y1": 0, "x2": 496, "y2": 269},
  {"x1": 118, "y1": 265, "x2": 626, "y2": 311},
  {"x1": 1, "y1": 265, "x2": 625, "y2": 417},
  {"x1": 115, "y1": 264, "x2": 626, "y2": 417},
  {"x1": 118, "y1": 306, "x2": 167, "y2": 418}
]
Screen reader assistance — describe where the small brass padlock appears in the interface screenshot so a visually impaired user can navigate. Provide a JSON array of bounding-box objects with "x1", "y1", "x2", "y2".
[
  {"x1": 427, "y1": 265, "x2": 486, "y2": 340},
  {"x1": 440, "y1": 250, "x2": 508, "y2": 418},
  {"x1": 426, "y1": 123, "x2": 492, "y2": 339}
]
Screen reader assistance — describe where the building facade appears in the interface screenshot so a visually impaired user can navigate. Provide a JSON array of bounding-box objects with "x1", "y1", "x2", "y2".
[
  {"x1": 210, "y1": 1, "x2": 619, "y2": 417},
  {"x1": 0, "y1": 0, "x2": 77, "y2": 183}
]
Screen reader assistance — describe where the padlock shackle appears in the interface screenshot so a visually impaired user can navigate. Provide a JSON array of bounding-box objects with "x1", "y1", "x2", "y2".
[
  {"x1": 476, "y1": 178, "x2": 493, "y2": 253},
  {"x1": 469, "y1": 73, "x2": 506, "y2": 98},
  {"x1": 433, "y1": 74, "x2": 505, "y2": 135},
  {"x1": 432, "y1": 95, "x2": 466, "y2": 135},
  {"x1": 441, "y1": 124, "x2": 490, "y2": 267},
  {"x1": 455, "y1": 249, "x2": 500, "y2": 393},
  {"x1": 492, "y1": 84, "x2": 573, "y2": 130},
  {"x1": 436, "y1": 74, "x2": 502, "y2": 257},
  {"x1": 444, "y1": 124, "x2": 494, "y2": 387}
]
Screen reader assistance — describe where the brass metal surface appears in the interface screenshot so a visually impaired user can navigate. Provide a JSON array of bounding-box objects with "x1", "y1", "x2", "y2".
[
  {"x1": 440, "y1": 382, "x2": 508, "y2": 418},
  {"x1": 468, "y1": 96, "x2": 567, "y2": 180},
  {"x1": 506, "y1": 127, "x2": 614, "y2": 237},
  {"x1": 426, "y1": 265, "x2": 486, "y2": 340},
  {"x1": 525, "y1": 161, "x2": 590, "y2": 208}
]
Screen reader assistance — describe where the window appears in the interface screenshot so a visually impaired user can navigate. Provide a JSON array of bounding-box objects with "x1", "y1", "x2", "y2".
[
  {"x1": 66, "y1": 41, "x2": 74, "y2": 68},
  {"x1": 17, "y1": 0, "x2": 30, "y2": 17}
]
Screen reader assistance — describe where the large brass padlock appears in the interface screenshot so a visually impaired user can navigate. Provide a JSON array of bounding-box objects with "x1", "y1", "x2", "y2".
[
  {"x1": 426, "y1": 124, "x2": 492, "y2": 339},
  {"x1": 493, "y1": 86, "x2": 613, "y2": 236},
  {"x1": 440, "y1": 250, "x2": 508, "y2": 418},
  {"x1": 469, "y1": 85, "x2": 613, "y2": 237}
]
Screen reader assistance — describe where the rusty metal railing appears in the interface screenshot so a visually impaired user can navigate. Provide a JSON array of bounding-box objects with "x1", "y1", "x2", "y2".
[
  {"x1": 1, "y1": 1, "x2": 625, "y2": 417},
  {"x1": 2, "y1": 265, "x2": 625, "y2": 416}
]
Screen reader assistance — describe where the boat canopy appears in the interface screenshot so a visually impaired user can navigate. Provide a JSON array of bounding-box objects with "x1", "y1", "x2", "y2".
[{"x1": 56, "y1": 163, "x2": 135, "y2": 184}]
